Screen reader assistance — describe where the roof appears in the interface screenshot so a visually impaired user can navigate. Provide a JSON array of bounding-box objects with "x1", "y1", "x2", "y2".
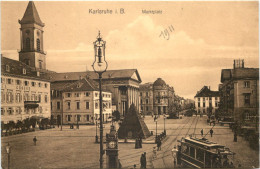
[
  {"x1": 19, "y1": 1, "x2": 44, "y2": 27},
  {"x1": 195, "y1": 86, "x2": 220, "y2": 97},
  {"x1": 153, "y1": 78, "x2": 166, "y2": 86},
  {"x1": 1, "y1": 56, "x2": 49, "y2": 82},
  {"x1": 221, "y1": 68, "x2": 259, "y2": 83},
  {"x1": 139, "y1": 82, "x2": 153, "y2": 90},
  {"x1": 62, "y1": 78, "x2": 99, "y2": 92},
  {"x1": 43, "y1": 69, "x2": 142, "y2": 83}
]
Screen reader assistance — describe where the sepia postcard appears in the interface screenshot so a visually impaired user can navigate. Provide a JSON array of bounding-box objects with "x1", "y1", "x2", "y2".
[{"x1": 1, "y1": 1, "x2": 259, "y2": 168}]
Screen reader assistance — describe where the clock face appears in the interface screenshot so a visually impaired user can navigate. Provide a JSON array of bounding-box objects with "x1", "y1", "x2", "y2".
[{"x1": 108, "y1": 141, "x2": 116, "y2": 149}]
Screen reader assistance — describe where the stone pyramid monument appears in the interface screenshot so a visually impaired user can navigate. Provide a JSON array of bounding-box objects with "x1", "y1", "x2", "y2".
[{"x1": 118, "y1": 104, "x2": 151, "y2": 139}]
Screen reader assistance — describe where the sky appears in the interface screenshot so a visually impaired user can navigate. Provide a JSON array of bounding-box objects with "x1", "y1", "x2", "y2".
[{"x1": 1, "y1": 1, "x2": 259, "y2": 99}]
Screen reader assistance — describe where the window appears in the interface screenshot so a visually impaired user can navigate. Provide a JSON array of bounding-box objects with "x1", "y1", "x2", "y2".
[
  {"x1": 24, "y1": 59, "x2": 30, "y2": 66},
  {"x1": 45, "y1": 95, "x2": 48, "y2": 103},
  {"x1": 38, "y1": 94, "x2": 41, "y2": 102},
  {"x1": 95, "y1": 102, "x2": 98, "y2": 109},
  {"x1": 85, "y1": 92, "x2": 90, "y2": 97},
  {"x1": 86, "y1": 102, "x2": 90, "y2": 109},
  {"x1": 1, "y1": 108, "x2": 5, "y2": 116},
  {"x1": 95, "y1": 93, "x2": 98, "y2": 97},
  {"x1": 146, "y1": 92, "x2": 149, "y2": 97},
  {"x1": 86, "y1": 115, "x2": 90, "y2": 121},
  {"x1": 203, "y1": 97, "x2": 205, "y2": 101},
  {"x1": 1, "y1": 90, "x2": 5, "y2": 103},
  {"x1": 7, "y1": 108, "x2": 12, "y2": 115},
  {"x1": 203, "y1": 103, "x2": 205, "y2": 107},
  {"x1": 215, "y1": 97, "x2": 218, "y2": 100},
  {"x1": 245, "y1": 113, "x2": 250, "y2": 120},
  {"x1": 37, "y1": 39, "x2": 41, "y2": 51},
  {"x1": 6, "y1": 65, "x2": 10, "y2": 72},
  {"x1": 77, "y1": 102, "x2": 80, "y2": 109},
  {"x1": 140, "y1": 92, "x2": 142, "y2": 96},
  {"x1": 16, "y1": 93, "x2": 21, "y2": 103},
  {"x1": 209, "y1": 102, "x2": 212, "y2": 107},
  {"x1": 38, "y1": 83, "x2": 42, "y2": 87},
  {"x1": 31, "y1": 82, "x2": 35, "y2": 87},
  {"x1": 16, "y1": 80, "x2": 21, "y2": 85},
  {"x1": 67, "y1": 115, "x2": 71, "y2": 122},
  {"x1": 23, "y1": 68, "x2": 26, "y2": 74},
  {"x1": 244, "y1": 94, "x2": 250, "y2": 105},
  {"x1": 44, "y1": 83, "x2": 48, "y2": 88},
  {"x1": 67, "y1": 102, "x2": 71, "y2": 110},
  {"x1": 141, "y1": 99, "x2": 143, "y2": 104},
  {"x1": 57, "y1": 102, "x2": 60, "y2": 110},
  {"x1": 39, "y1": 60, "x2": 42, "y2": 69},
  {"x1": 66, "y1": 93, "x2": 71, "y2": 97},
  {"x1": 146, "y1": 99, "x2": 149, "y2": 104},
  {"x1": 244, "y1": 81, "x2": 250, "y2": 88},
  {"x1": 209, "y1": 97, "x2": 212, "y2": 101},
  {"x1": 24, "y1": 93, "x2": 29, "y2": 101},
  {"x1": 7, "y1": 92, "x2": 13, "y2": 103},
  {"x1": 75, "y1": 93, "x2": 80, "y2": 97},
  {"x1": 7, "y1": 79, "x2": 12, "y2": 84},
  {"x1": 26, "y1": 38, "x2": 30, "y2": 50},
  {"x1": 24, "y1": 81, "x2": 29, "y2": 86},
  {"x1": 146, "y1": 106, "x2": 149, "y2": 111},
  {"x1": 215, "y1": 102, "x2": 218, "y2": 107},
  {"x1": 198, "y1": 98, "x2": 200, "y2": 101},
  {"x1": 198, "y1": 102, "x2": 200, "y2": 108},
  {"x1": 158, "y1": 99, "x2": 160, "y2": 103},
  {"x1": 76, "y1": 115, "x2": 81, "y2": 122}
]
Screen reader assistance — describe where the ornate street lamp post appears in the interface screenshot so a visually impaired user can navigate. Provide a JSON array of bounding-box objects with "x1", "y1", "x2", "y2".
[
  {"x1": 6, "y1": 142, "x2": 11, "y2": 169},
  {"x1": 92, "y1": 31, "x2": 108, "y2": 169},
  {"x1": 95, "y1": 116, "x2": 98, "y2": 143},
  {"x1": 155, "y1": 117, "x2": 158, "y2": 143},
  {"x1": 164, "y1": 114, "x2": 166, "y2": 135}
]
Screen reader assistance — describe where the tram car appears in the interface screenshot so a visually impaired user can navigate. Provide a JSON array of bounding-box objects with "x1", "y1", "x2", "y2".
[{"x1": 177, "y1": 136, "x2": 235, "y2": 168}]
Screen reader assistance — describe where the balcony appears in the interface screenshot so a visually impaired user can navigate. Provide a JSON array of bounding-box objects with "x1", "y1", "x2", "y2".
[{"x1": 24, "y1": 101, "x2": 40, "y2": 109}]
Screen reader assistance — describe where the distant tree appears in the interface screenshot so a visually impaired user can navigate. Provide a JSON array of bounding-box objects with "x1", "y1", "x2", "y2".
[
  {"x1": 23, "y1": 118, "x2": 31, "y2": 130},
  {"x1": 112, "y1": 110, "x2": 120, "y2": 121},
  {"x1": 15, "y1": 120, "x2": 23, "y2": 131},
  {"x1": 30, "y1": 117, "x2": 37, "y2": 129}
]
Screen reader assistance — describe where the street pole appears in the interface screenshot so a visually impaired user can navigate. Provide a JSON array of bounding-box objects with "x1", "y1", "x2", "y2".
[
  {"x1": 61, "y1": 112, "x2": 63, "y2": 131},
  {"x1": 99, "y1": 73, "x2": 104, "y2": 168},
  {"x1": 7, "y1": 153, "x2": 10, "y2": 169},
  {"x1": 95, "y1": 120, "x2": 98, "y2": 143},
  {"x1": 155, "y1": 119, "x2": 158, "y2": 143},
  {"x1": 164, "y1": 116, "x2": 166, "y2": 134}
]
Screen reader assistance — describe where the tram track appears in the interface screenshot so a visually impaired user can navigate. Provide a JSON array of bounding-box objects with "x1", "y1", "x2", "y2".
[{"x1": 153, "y1": 116, "x2": 199, "y2": 168}]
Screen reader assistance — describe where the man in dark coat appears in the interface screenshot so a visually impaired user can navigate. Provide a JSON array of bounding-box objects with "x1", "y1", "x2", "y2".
[
  {"x1": 201, "y1": 129, "x2": 203, "y2": 136},
  {"x1": 140, "y1": 153, "x2": 144, "y2": 168},
  {"x1": 143, "y1": 152, "x2": 147, "y2": 168},
  {"x1": 33, "y1": 136, "x2": 37, "y2": 146},
  {"x1": 210, "y1": 129, "x2": 214, "y2": 137}
]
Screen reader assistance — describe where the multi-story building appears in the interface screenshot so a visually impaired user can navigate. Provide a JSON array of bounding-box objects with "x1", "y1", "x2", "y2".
[
  {"x1": 1, "y1": 2, "x2": 51, "y2": 124},
  {"x1": 45, "y1": 69, "x2": 141, "y2": 118},
  {"x1": 219, "y1": 59, "x2": 259, "y2": 128},
  {"x1": 51, "y1": 78, "x2": 112, "y2": 125},
  {"x1": 139, "y1": 83, "x2": 153, "y2": 115},
  {"x1": 1, "y1": 56, "x2": 51, "y2": 123},
  {"x1": 139, "y1": 78, "x2": 176, "y2": 115},
  {"x1": 194, "y1": 86, "x2": 220, "y2": 115}
]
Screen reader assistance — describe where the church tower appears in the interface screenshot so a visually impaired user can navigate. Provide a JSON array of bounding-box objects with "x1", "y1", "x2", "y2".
[{"x1": 18, "y1": 1, "x2": 46, "y2": 70}]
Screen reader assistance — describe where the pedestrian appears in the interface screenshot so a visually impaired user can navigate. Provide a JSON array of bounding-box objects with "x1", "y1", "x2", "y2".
[
  {"x1": 201, "y1": 129, "x2": 203, "y2": 136},
  {"x1": 140, "y1": 153, "x2": 144, "y2": 168},
  {"x1": 143, "y1": 152, "x2": 147, "y2": 168},
  {"x1": 234, "y1": 132, "x2": 237, "y2": 142},
  {"x1": 33, "y1": 136, "x2": 37, "y2": 146},
  {"x1": 210, "y1": 129, "x2": 213, "y2": 137},
  {"x1": 135, "y1": 138, "x2": 139, "y2": 149},
  {"x1": 154, "y1": 116, "x2": 156, "y2": 122},
  {"x1": 139, "y1": 136, "x2": 142, "y2": 148},
  {"x1": 158, "y1": 139, "x2": 162, "y2": 151},
  {"x1": 157, "y1": 139, "x2": 160, "y2": 151}
]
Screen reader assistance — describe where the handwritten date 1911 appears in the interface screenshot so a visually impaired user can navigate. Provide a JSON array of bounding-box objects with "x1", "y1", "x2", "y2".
[{"x1": 159, "y1": 25, "x2": 174, "y2": 40}]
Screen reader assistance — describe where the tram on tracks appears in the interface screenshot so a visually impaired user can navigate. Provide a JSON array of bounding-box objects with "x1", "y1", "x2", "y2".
[{"x1": 177, "y1": 136, "x2": 235, "y2": 168}]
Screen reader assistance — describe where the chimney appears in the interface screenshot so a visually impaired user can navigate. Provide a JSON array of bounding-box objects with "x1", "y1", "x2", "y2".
[{"x1": 209, "y1": 86, "x2": 211, "y2": 90}]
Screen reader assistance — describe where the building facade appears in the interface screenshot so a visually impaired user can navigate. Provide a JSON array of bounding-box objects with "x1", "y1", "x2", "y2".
[
  {"x1": 45, "y1": 69, "x2": 141, "y2": 118},
  {"x1": 219, "y1": 60, "x2": 259, "y2": 128},
  {"x1": 1, "y1": 57, "x2": 51, "y2": 124},
  {"x1": 194, "y1": 86, "x2": 220, "y2": 115},
  {"x1": 51, "y1": 78, "x2": 112, "y2": 125},
  {"x1": 139, "y1": 78, "x2": 176, "y2": 115}
]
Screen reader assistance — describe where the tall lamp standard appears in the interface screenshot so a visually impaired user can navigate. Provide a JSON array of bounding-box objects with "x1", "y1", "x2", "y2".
[
  {"x1": 163, "y1": 114, "x2": 166, "y2": 135},
  {"x1": 95, "y1": 116, "x2": 98, "y2": 143},
  {"x1": 6, "y1": 142, "x2": 11, "y2": 169},
  {"x1": 155, "y1": 117, "x2": 158, "y2": 143},
  {"x1": 92, "y1": 31, "x2": 108, "y2": 169}
]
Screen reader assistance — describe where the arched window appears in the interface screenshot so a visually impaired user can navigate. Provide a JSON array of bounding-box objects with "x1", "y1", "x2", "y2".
[
  {"x1": 26, "y1": 38, "x2": 30, "y2": 50},
  {"x1": 37, "y1": 39, "x2": 40, "y2": 51}
]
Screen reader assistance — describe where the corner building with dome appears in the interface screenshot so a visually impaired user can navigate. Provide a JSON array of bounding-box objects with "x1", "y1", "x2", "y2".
[{"x1": 139, "y1": 78, "x2": 175, "y2": 115}]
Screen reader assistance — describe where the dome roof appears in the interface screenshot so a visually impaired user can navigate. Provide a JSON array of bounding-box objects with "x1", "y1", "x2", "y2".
[{"x1": 153, "y1": 78, "x2": 166, "y2": 86}]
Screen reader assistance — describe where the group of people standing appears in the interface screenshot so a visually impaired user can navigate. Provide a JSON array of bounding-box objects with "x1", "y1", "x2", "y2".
[
  {"x1": 140, "y1": 152, "x2": 147, "y2": 168},
  {"x1": 200, "y1": 128, "x2": 214, "y2": 137}
]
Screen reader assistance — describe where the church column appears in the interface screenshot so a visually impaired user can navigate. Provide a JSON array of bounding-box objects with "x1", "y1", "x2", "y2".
[{"x1": 127, "y1": 86, "x2": 130, "y2": 109}]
